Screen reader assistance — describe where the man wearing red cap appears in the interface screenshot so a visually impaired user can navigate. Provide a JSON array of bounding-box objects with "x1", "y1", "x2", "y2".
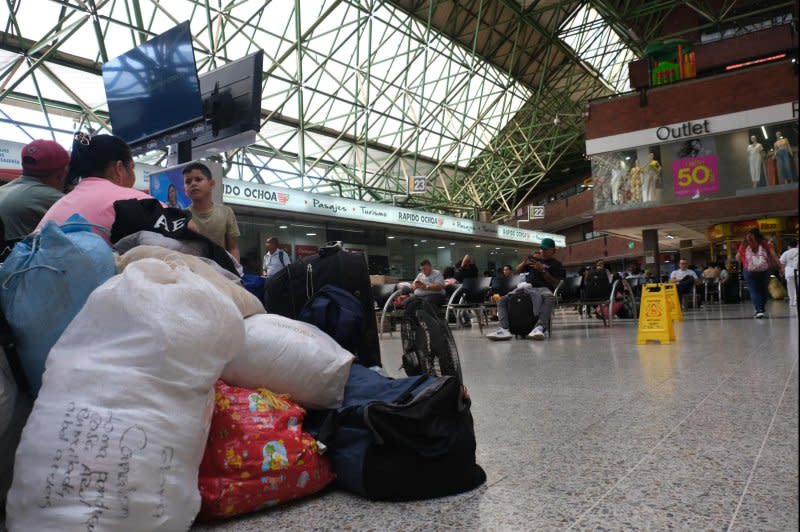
[{"x1": 0, "y1": 139, "x2": 69, "y2": 242}]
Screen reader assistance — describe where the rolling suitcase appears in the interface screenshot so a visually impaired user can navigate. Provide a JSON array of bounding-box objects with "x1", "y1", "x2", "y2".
[{"x1": 264, "y1": 243, "x2": 381, "y2": 367}]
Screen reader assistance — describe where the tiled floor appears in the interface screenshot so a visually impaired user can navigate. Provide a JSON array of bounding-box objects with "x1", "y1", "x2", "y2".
[{"x1": 197, "y1": 301, "x2": 798, "y2": 531}]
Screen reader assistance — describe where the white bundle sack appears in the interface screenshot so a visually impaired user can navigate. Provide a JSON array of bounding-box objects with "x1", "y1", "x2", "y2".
[
  {"x1": 222, "y1": 314, "x2": 355, "y2": 410},
  {"x1": 6, "y1": 259, "x2": 245, "y2": 532}
]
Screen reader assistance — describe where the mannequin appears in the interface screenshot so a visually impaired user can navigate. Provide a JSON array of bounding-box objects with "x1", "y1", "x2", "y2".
[
  {"x1": 642, "y1": 153, "x2": 661, "y2": 202},
  {"x1": 774, "y1": 131, "x2": 796, "y2": 183},
  {"x1": 593, "y1": 172, "x2": 608, "y2": 210},
  {"x1": 746, "y1": 135, "x2": 765, "y2": 187},
  {"x1": 629, "y1": 160, "x2": 643, "y2": 202},
  {"x1": 610, "y1": 159, "x2": 626, "y2": 204}
]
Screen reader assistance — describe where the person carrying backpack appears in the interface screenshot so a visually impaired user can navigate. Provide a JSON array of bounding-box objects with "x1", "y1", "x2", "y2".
[
  {"x1": 262, "y1": 236, "x2": 291, "y2": 277},
  {"x1": 488, "y1": 238, "x2": 564, "y2": 341}
]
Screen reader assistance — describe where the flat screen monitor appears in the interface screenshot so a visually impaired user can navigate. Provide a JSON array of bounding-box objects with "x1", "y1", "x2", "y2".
[
  {"x1": 191, "y1": 51, "x2": 263, "y2": 157},
  {"x1": 102, "y1": 21, "x2": 204, "y2": 147}
]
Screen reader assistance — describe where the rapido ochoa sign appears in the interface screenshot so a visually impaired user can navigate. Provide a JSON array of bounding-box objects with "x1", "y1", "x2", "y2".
[{"x1": 222, "y1": 178, "x2": 564, "y2": 246}]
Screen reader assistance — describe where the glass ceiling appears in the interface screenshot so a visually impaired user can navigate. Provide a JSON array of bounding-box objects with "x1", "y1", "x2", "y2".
[
  {"x1": 559, "y1": 4, "x2": 637, "y2": 93},
  {"x1": 0, "y1": 1, "x2": 530, "y2": 174}
]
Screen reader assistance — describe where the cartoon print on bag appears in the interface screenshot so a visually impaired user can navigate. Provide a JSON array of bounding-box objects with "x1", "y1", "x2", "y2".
[
  {"x1": 248, "y1": 392, "x2": 269, "y2": 413},
  {"x1": 260, "y1": 474, "x2": 285, "y2": 490},
  {"x1": 225, "y1": 447, "x2": 243, "y2": 470},
  {"x1": 296, "y1": 471, "x2": 310, "y2": 488},
  {"x1": 262, "y1": 440, "x2": 288, "y2": 471}
]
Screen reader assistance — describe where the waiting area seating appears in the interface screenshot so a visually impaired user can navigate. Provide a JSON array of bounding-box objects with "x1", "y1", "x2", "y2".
[{"x1": 553, "y1": 275, "x2": 639, "y2": 327}]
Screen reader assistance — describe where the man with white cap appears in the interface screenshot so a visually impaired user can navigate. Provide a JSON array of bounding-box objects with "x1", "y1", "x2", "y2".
[{"x1": 0, "y1": 139, "x2": 69, "y2": 243}]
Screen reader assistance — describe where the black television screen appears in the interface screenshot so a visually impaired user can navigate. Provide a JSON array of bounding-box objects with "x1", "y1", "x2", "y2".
[
  {"x1": 102, "y1": 21, "x2": 204, "y2": 146},
  {"x1": 191, "y1": 51, "x2": 263, "y2": 157},
  {"x1": 326, "y1": 226, "x2": 386, "y2": 246}
]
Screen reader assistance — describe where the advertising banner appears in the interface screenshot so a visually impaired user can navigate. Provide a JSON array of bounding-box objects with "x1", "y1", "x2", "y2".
[
  {"x1": 221, "y1": 178, "x2": 565, "y2": 247},
  {"x1": 672, "y1": 154, "x2": 720, "y2": 197}
]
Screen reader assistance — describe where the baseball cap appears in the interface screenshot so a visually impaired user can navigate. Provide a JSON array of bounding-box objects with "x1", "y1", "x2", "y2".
[
  {"x1": 539, "y1": 237, "x2": 556, "y2": 249},
  {"x1": 21, "y1": 139, "x2": 70, "y2": 173}
]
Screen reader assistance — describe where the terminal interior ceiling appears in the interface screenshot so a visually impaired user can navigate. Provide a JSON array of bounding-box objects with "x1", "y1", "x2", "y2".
[{"x1": 0, "y1": 0, "x2": 793, "y2": 222}]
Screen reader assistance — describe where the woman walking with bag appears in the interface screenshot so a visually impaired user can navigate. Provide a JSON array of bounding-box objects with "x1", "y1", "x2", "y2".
[{"x1": 736, "y1": 228, "x2": 783, "y2": 318}]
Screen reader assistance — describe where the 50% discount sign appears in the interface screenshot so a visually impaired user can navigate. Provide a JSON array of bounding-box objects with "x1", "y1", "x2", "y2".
[{"x1": 672, "y1": 155, "x2": 719, "y2": 197}]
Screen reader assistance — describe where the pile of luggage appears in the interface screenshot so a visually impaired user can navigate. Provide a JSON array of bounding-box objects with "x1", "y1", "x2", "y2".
[{"x1": 0, "y1": 211, "x2": 485, "y2": 529}]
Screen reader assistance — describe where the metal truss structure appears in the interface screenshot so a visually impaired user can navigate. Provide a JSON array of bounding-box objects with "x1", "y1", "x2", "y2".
[{"x1": 0, "y1": 1, "x2": 794, "y2": 221}]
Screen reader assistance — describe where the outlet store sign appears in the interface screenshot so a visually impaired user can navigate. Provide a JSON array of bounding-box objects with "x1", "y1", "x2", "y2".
[{"x1": 223, "y1": 178, "x2": 565, "y2": 247}]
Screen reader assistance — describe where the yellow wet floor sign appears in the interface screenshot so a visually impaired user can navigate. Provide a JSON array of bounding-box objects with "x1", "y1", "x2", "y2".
[
  {"x1": 637, "y1": 284, "x2": 675, "y2": 344},
  {"x1": 661, "y1": 283, "x2": 684, "y2": 321}
]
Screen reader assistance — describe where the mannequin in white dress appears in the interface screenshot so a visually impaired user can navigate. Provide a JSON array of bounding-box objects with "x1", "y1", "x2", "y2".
[
  {"x1": 746, "y1": 135, "x2": 765, "y2": 187},
  {"x1": 610, "y1": 160, "x2": 626, "y2": 204},
  {"x1": 641, "y1": 153, "x2": 661, "y2": 202}
]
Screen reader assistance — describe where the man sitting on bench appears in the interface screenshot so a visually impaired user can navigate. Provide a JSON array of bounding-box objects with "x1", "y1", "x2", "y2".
[
  {"x1": 488, "y1": 238, "x2": 564, "y2": 341},
  {"x1": 409, "y1": 259, "x2": 446, "y2": 307},
  {"x1": 669, "y1": 259, "x2": 702, "y2": 308}
]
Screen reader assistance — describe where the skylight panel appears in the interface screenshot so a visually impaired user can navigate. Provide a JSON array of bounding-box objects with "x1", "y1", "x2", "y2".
[{"x1": 559, "y1": 4, "x2": 637, "y2": 93}]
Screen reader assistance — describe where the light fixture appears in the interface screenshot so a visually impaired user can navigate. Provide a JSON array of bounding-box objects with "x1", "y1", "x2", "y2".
[
  {"x1": 725, "y1": 53, "x2": 786, "y2": 71},
  {"x1": 413, "y1": 243, "x2": 419, "y2": 247},
  {"x1": 475, "y1": 245, "x2": 481, "y2": 248},
  {"x1": 665, "y1": 234, "x2": 675, "y2": 239},
  {"x1": 387, "y1": 236, "x2": 395, "y2": 239},
  {"x1": 761, "y1": 126, "x2": 768, "y2": 140},
  {"x1": 421, "y1": 239, "x2": 427, "y2": 243},
  {"x1": 437, "y1": 246, "x2": 445, "y2": 249},
  {"x1": 495, "y1": 247, "x2": 501, "y2": 250},
  {"x1": 625, "y1": 156, "x2": 631, "y2": 160},
  {"x1": 306, "y1": 232, "x2": 317, "y2": 236},
  {"x1": 449, "y1": 242, "x2": 455, "y2": 246},
  {"x1": 278, "y1": 225, "x2": 287, "y2": 229}
]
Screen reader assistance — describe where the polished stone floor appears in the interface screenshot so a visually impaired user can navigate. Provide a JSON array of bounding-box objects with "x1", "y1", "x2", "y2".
[{"x1": 197, "y1": 301, "x2": 798, "y2": 531}]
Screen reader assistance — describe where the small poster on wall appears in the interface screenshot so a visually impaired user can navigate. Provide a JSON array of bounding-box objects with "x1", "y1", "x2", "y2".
[
  {"x1": 671, "y1": 137, "x2": 719, "y2": 198},
  {"x1": 295, "y1": 244, "x2": 319, "y2": 258},
  {"x1": 149, "y1": 165, "x2": 191, "y2": 208}
]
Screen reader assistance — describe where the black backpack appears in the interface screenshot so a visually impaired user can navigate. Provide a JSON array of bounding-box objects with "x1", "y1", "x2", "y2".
[
  {"x1": 298, "y1": 284, "x2": 366, "y2": 355},
  {"x1": 584, "y1": 269, "x2": 612, "y2": 300},
  {"x1": 305, "y1": 364, "x2": 486, "y2": 501},
  {"x1": 400, "y1": 297, "x2": 462, "y2": 384},
  {"x1": 507, "y1": 290, "x2": 536, "y2": 336}
]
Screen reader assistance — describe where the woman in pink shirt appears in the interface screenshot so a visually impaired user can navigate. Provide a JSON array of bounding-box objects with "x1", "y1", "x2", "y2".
[{"x1": 37, "y1": 133, "x2": 152, "y2": 242}]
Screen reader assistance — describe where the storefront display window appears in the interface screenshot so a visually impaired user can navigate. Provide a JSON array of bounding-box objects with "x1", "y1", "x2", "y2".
[{"x1": 591, "y1": 120, "x2": 798, "y2": 212}]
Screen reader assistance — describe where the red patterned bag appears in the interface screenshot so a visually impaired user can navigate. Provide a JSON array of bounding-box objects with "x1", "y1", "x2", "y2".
[{"x1": 198, "y1": 381, "x2": 334, "y2": 520}]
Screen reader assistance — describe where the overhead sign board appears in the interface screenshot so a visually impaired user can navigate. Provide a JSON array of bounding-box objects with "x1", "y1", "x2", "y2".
[
  {"x1": 408, "y1": 175, "x2": 427, "y2": 194},
  {"x1": 222, "y1": 178, "x2": 565, "y2": 247},
  {"x1": 528, "y1": 205, "x2": 545, "y2": 220},
  {"x1": 586, "y1": 101, "x2": 798, "y2": 155}
]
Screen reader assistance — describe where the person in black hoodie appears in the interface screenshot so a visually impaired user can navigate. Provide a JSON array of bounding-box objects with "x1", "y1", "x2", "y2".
[{"x1": 455, "y1": 254, "x2": 480, "y2": 326}]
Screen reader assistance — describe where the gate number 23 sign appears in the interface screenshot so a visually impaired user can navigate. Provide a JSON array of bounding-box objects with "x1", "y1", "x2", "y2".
[{"x1": 672, "y1": 155, "x2": 719, "y2": 197}]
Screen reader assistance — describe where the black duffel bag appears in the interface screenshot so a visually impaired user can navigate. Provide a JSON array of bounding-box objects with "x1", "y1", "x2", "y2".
[{"x1": 264, "y1": 242, "x2": 381, "y2": 367}]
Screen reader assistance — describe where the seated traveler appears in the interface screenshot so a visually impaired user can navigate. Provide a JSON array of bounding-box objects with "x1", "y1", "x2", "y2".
[
  {"x1": 490, "y1": 264, "x2": 515, "y2": 297},
  {"x1": 0, "y1": 139, "x2": 69, "y2": 250},
  {"x1": 454, "y1": 254, "x2": 480, "y2": 326},
  {"x1": 410, "y1": 259, "x2": 446, "y2": 307},
  {"x1": 669, "y1": 259, "x2": 702, "y2": 307},
  {"x1": 37, "y1": 133, "x2": 152, "y2": 243},
  {"x1": 488, "y1": 238, "x2": 565, "y2": 341}
]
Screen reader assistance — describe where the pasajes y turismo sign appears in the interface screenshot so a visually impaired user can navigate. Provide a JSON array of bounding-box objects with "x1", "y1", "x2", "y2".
[{"x1": 222, "y1": 178, "x2": 564, "y2": 246}]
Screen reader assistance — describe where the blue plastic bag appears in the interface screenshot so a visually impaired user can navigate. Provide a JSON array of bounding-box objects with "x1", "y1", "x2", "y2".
[{"x1": 0, "y1": 214, "x2": 116, "y2": 395}]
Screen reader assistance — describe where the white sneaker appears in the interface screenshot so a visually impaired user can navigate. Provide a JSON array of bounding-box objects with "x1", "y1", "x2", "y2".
[
  {"x1": 528, "y1": 325, "x2": 546, "y2": 340},
  {"x1": 488, "y1": 327, "x2": 512, "y2": 341}
]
